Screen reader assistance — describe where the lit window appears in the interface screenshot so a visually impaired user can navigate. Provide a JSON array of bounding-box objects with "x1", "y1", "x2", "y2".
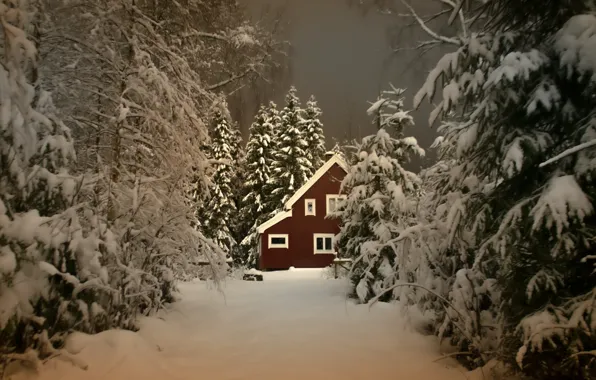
[
  {"x1": 326, "y1": 194, "x2": 347, "y2": 215},
  {"x1": 268, "y1": 234, "x2": 289, "y2": 248},
  {"x1": 305, "y1": 199, "x2": 316, "y2": 216},
  {"x1": 314, "y1": 234, "x2": 335, "y2": 254}
]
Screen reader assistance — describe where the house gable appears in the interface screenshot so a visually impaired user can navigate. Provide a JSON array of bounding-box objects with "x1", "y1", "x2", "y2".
[
  {"x1": 255, "y1": 155, "x2": 348, "y2": 270},
  {"x1": 283, "y1": 154, "x2": 348, "y2": 211},
  {"x1": 256, "y1": 210, "x2": 292, "y2": 234},
  {"x1": 292, "y1": 163, "x2": 347, "y2": 219},
  {"x1": 256, "y1": 154, "x2": 348, "y2": 233}
]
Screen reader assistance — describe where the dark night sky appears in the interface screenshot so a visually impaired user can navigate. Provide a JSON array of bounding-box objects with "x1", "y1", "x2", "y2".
[{"x1": 242, "y1": 0, "x2": 449, "y2": 168}]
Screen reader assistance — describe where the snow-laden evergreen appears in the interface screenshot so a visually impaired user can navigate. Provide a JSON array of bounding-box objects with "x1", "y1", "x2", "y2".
[
  {"x1": 0, "y1": 3, "x2": 116, "y2": 364},
  {"x1": 266, "y1": 100, "x2": 282, "y2": 138},
  {"x1": 0, "y1": 0, "x2": 281, "y2": 368},
  {"x1": 229, "y1": 122, "x2": 248, "y2": 265},
  {"x1": 198, "y1": 104, "x2": 239, "y2": 254},
  {"x1": 335, "y1": 87, "x2": 424, "y2": 304},
  {"x1": 302, "y1": 96, "x2": 327, "y2": 173},
  {"x1": 267, "y1": 87, "x2": 313, "y2": 208},
  {"x1": 239, "y1": 105, "x2": 275, "y2": 266},
  {"x1": 404, "y1": 1, "x2": 596, "y2": 377}
]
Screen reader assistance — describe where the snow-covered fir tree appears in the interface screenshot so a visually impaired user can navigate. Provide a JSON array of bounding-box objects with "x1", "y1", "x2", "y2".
[
  {"x1": 239, "y1": 105, "x2": 276, "y2": 266},
  {"x1": 0, "y1": 3, "x2": 115, "y2": 362},
  {"x1": 267, "y1": 87, "x2": 312, "y2": 208},
  {"x1": 229, "y1": 122, "x2": 249, "y2": 265},
  {"x1": 404, "y1": 0, "x2": 596, "y2": 377},
  {"x1": 335, "y1": 87, "x2": 424, "y2": 304},
  {"x1": 198, "y1": 104, "x2": 239, "y2": 255},
  {"x1": 266, "y1": 100, "x2": 282, "y2": 132},
  {"x1": 302, "y1": 95, "x2": 326, "y2": 173},
  {"x1": 265, "y1": 100, "x2": 282, "y2": 160},
  {"x1": 230, "y1": 122, "x2": 245, "y2": 170},
  {"x1": 0, "y1": 0, "x2": 281, "y2": 365}
]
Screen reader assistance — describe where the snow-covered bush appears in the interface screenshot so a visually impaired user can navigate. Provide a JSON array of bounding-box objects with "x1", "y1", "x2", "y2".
[
  {"x1": 0, "y1": 1, "x2": 116, "y2": 366},
  {"x1": 335, "y1": 86, "x2": 424, "y2": 303},
  {"x1": 0, "y1": 0, "x2": 279, "y2": 369}
]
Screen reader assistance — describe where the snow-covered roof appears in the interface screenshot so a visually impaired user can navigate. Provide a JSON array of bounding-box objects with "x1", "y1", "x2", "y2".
[
  {"x1": 256, "y1": 210, "x2": 292, "y2": 234},
  {"x1": 283, "y1": 153, "x2": 348, "y2": 211},
  {"x1": 256, "y1": 154, "x2": 348, "y2": 235}
]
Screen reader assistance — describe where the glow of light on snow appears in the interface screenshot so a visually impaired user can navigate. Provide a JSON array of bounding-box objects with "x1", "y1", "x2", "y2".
[
  {"x1": 555, "y1": 14, "x2": 596, "y2": 82},
  {"x1": 20, "y1": 271, "x2": 474, "y2": 380},
  {"x1": 530, "y1": 175, "x2": 593, "y2": 236}
]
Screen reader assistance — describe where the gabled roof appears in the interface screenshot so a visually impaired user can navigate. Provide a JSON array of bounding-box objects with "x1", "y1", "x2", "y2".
[
  {"x1": 255, "y1": 154, "x2": 348, "y2": 235},
  {"x1": 283, "y1": 154, "x2": 348, "y2": 211},
  {"x1": 256, "y1": 210, "x2": 292, "y2": 234}
]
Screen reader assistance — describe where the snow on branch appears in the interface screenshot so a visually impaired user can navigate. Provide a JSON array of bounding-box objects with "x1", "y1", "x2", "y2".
[
  {"x1": 440, "y1": 0, "x2": 467, "y2": 37},
  {"x1": 207, "y1": 66, "x2": 258, "y2": 91},
  {"x1": 539, "y1": 139, "x2": 596, "y2": 167}
]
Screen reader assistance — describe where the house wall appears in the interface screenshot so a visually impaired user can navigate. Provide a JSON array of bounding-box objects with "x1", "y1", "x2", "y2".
[{"x1": 260, "y1": 163, "x2": 346, "y2": 270}]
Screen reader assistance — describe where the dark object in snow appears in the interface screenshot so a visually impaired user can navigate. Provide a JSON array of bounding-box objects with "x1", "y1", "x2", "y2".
[
  {"x1": 332, "y1": 258, "x2": 353, "y2": 279},
  {"x1": 243, "y1": 273, "x2": 263, "y2": 281}
]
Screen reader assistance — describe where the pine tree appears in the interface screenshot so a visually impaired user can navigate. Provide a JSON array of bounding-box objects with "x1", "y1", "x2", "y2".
[
  {"x1": 198, "y1": 105, "x2": 238, "y2": 254},
  {"x1": 407, "y1": 1, "x2": 596, "y2": 376},
  {"x1": 239, "y1": 105, "x2": 276, "y2": 266},
  {"x1": 302, "y1": 95, "x2": 326, "y2": 173},
  {"x1": 267, "y1": 86, "x2": 312, "y2": 209},
  {"x1": 335, "y1": 87, "x2": 424, "y2": 304}
]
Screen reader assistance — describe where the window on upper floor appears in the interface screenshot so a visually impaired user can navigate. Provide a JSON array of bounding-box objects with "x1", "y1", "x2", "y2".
[
  {"x1": 326, "y1": 194, "x2": 347, "y2": 215},
  {"x1": 305, "y1": 199, "x2": 316, "y2": 216}
]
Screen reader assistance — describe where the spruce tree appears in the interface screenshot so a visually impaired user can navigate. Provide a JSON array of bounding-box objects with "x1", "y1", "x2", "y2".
[
  {"x1": 406, "y1": 1, "x2": 596, "y2": 376},
  {"x1": 302, "y1": 95, "x2": 326, "y2": 173},
  {"x1": 229, "y1": 122, "x2": 248, "y2": 265},
  {"x1": 335, "y1": 87, "x2": 424, "y2": 304},
  {"x1": 239, "y1": 105, "x2": 276, "y2": 266},
  {"x1": 265, "y1": 100, "x2": 282, "y2": 155},
  {"x1": 268, "y1": 86, "x2": 312, "y2": 208},
  {"x1": 266, "y1": 100, "x2": 282, "y2": 137},
  {"x1": 198, "y1": 106, "x2": 238, "y2": 254}
]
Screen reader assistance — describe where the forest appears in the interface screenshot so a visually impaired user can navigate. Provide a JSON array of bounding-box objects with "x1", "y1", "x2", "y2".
[{"x1": 1, "y1": 1, "x2": 595, "y2": 379}]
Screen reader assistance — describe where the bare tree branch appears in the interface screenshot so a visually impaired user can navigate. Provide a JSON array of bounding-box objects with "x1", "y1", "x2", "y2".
[
  {"x1": 400, "y1": 0, "x2": 461, "y2": 45},
  {"x1": 440, "y1": 0, "x2": 468, "y2": 37},
  {"x1": 207, "y1": 67, "x2": 255, "y2": 91}
]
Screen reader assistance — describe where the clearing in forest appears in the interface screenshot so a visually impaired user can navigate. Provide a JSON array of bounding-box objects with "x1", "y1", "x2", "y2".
[{"x1": 18, "y1": 269, "x2": 474, "y2": 380}]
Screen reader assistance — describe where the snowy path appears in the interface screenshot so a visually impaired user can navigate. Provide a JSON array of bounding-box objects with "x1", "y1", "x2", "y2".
[{"x1": 23, "y1": 269, "x2": 471, "y2": 380}]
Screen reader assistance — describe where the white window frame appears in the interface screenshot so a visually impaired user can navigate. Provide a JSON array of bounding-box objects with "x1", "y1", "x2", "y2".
[
  {"x1": 268, "y1": 234, "x2": 289, "y2": 249},
  {"x1": 313, "y1": 233, "x2": 336, "y2": 254},
  {"x1": 326, "y1": 194, "x2": 347, "y2": 215},
  {"x1": 304, "y1": 198, "x2": 316, "y2": 216}
]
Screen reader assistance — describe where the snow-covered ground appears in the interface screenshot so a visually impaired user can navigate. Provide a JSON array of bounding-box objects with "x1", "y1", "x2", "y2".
[{"x1": 14, "y1": 269, "x2": 484, "y2": 380}]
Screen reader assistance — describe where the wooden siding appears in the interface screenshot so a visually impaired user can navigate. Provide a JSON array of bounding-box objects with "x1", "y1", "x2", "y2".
[{"x1": 259, "y1": 163, "x2": 346, "y2": 270}]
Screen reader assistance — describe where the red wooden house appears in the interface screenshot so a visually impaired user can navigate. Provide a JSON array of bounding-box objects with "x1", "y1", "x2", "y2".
[{"x1": 256, "y1": 153, "x2": 348, "y2": 270}]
